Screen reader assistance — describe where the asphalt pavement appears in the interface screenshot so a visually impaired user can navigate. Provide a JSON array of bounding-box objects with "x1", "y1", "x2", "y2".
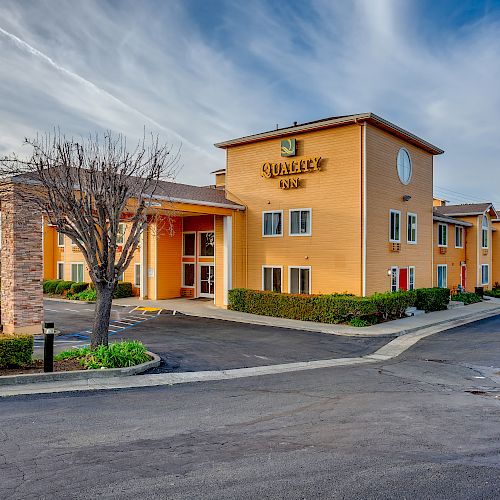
[{"x1": 1, "y1": 314, "x2": 499, "y2": 499}]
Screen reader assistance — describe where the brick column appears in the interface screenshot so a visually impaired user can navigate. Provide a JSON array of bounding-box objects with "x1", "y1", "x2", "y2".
[{"x1": 1, "y1": 183, "x2": 43, "y2": 334}]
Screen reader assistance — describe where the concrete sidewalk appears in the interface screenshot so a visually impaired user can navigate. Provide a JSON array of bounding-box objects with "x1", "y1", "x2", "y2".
[{"x1": 113, "y1": 296, "x2": 500, "y2": 337}]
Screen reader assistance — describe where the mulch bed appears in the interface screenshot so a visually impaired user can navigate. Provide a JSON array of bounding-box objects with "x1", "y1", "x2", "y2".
[{"x1": 0, "y1": 359, "x2": 85, "y2": 376}]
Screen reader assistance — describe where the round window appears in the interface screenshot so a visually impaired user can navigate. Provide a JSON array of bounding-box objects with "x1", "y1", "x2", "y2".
[{"x1": 397, "y1": 148, "x2": 412, "y2": 185}]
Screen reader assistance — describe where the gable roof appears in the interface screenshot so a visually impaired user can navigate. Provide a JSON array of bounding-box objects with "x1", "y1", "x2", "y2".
[
  {"x1": 434, "y1": 203, "x2": 498, "y2": 218},
  {"x1": 433, "y1": 214, "x2": 472, "y2": 227},
  {"x1": 215, "y1": 112, "x2": 444, "y2": 155}
]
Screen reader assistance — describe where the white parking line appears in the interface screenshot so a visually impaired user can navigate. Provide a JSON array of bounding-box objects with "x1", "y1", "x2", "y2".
[{"x1": 64, "y1": 309, "x2": 81, "y2": 313}]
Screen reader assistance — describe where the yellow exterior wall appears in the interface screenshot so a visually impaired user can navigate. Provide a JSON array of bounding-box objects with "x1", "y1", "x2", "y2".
[
  {"x1": 215, "y1": 215, "x2": 224, "y2": 306},
  {"x1": 432, "y1": 223, "x2": 467, "y2": 290},
  {"x1": 492, "y1": 221, "x2": 500, "y2": 286},
  {"x1": 225, "y1": 123, "x2": 363, "y2": 295},
  {"x1": 43, "y1": 224, "x2": 55, "y2": 280},
  {"x1": 365, "y1": 125, "x2": 434, "y2": 294},
  {"x1": 156, "y1": 215, "x2": 183, "y2": 299}
]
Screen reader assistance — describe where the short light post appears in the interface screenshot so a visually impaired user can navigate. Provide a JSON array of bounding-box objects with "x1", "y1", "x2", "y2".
[{"x1": 42, "y1": 321, "x2": 56, "y2": 373}]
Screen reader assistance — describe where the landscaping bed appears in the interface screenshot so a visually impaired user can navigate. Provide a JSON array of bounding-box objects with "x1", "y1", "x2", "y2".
[
  {"x1": 42, "y1": 279, "x2": 134, "y2": 302},
  {"x1": 0, "y1": 359, "x2": 82, "y2": 376}
]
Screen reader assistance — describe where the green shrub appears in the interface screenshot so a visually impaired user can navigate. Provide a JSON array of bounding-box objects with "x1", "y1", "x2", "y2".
[
  {"x1": 54, "y1": 341, "x2": 150, "y2": 369},
  {"x1": 484, "y1": 289, "x2": 500, "y2": 298},
  {"x1": 371, "y1": 290, "x2": 416, "y2": 320},
  {"x1": 73, "y1": 288, "x2": 97, "y2": 302},
  {"x1": 70, "y1": 282, "x2": 89, "y2": 294},
  {"x1": 0, "y1": 335, "x2": 34, "y2": 368},
  {"x1": 348, "y1": 317, "x2": 375, "y2": 327},
  {"x1": 43, "y1": 279, "x2": 62, "y2": 294},
  {"x1": 452, "y1": 292, "x2": 482, "y2": 305},
  {"x1": 415, "y1": 287, "x2": 450, "y2": 312},
  {"x1": 55, "y1": 280, "x2": 74, "y2": 295},
  {"x1": 114, "y1": 281, "x2": 133, "y2": 298}
]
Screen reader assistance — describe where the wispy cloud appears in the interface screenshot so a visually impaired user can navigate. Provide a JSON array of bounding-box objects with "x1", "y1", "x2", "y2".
[{"x1": 1, "y1": 0, "x2": 499, "y2": 202}]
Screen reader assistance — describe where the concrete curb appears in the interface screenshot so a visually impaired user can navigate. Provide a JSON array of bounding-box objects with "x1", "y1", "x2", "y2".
[
  {"x1": 1, "y1": 308, "x2": 499, "y2": 397},
  {"x1": 0, "y1": 351, "x2": 160, "y2": 386}
]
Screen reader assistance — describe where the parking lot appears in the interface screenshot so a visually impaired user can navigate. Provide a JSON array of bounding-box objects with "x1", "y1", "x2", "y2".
[{"x1": 37, "y1": 299, "x2": 390, "y2": 372}]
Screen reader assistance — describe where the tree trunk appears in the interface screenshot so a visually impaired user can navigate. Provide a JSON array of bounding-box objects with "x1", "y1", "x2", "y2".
[{"x1": 91, "y1": 283, "x2": 115, "y2": 349}]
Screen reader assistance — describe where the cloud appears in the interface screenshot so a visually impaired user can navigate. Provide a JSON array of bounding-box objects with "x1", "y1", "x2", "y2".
[{"x1": 0, "y1": 0, "x2": 499, "y2": 202}]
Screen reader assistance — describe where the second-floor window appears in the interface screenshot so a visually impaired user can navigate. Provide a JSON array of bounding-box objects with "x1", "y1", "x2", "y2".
[
  {"x1": 389, "y1": 210, "x2": 401, "y2": 242},
  {"x1": 407, "y1": 213, "x2": 417, "y2": 244},
  {"x1": 455, "y1": 226, "x2": 463, "y2": 248},
  {"x1": 262, "y1": 211, "x2": 282, "y2": 237},
  {"x1": 116, "y1": 223, "x2": 126, "y2": 245},
  {"x1": 289, "y1": 209, "x2": 311, "y2": 236},
  {"x1": 482, "y1": 215, "x2": 489, "y2": 248},
  {"x1": 57, "y1": 232, "x2": 64, "y2": 247},
  {"x1": 438, "y1": 223, "x2": 447, "y2": 247}
]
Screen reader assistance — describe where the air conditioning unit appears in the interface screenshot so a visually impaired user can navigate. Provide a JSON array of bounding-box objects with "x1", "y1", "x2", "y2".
[
  {"x1": 390, "y1": 242, "x2": 401, "y2": 252},
  {"x1": 482, "y1": 248, "x2": 488, "y2": 256},
  {"x1": 439, "y1": 247, "x2": 447, "y2": 254}
]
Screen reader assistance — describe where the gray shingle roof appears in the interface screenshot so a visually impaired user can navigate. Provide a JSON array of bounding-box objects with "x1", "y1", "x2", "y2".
[{"x1": 434, "y1": 203, "x2": 494, "y2": 216}]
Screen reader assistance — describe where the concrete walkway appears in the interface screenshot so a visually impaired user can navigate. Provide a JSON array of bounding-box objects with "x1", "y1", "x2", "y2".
[
  {"x1": 2, "y1": 303, "x2": 499, "y2": 397},
  {"x1": 113, "y1": 296, "x2": 500, "y2": 337}
]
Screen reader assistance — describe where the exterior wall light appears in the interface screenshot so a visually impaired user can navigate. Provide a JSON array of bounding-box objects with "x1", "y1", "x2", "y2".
[{"x1": 403, "y1": 195, "x2": 412, "y2": 202}]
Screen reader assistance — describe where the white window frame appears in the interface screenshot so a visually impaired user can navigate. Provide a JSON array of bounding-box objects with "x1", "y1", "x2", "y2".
[
  {"x1": 182, "y1": 232, "x2": 196, "y2": 257},
  {"x1": 455, "y1": 225, "x2": 463, "y2": 249},
  {"x1": 57, "y1": 232, "x2": 64, "y2": 247},
  {"x1": 408, "y1": 266, "x2": 415, "y2": 291},
  {"x1": 482, "y1": 215, "x2": 489, "y2": 249},
  {"x1": 134, "y1": 263, "x2": 141, "y2": 287},
  {"x1": 390, "y1": 266, "x2": 399, "y2": 292},
  {"x1": 438, "y1": 223, "x2": 448, "y2": 247},
  {"x1": 407, "y1": 213, "x2": 417, "y2": 244},
  {"x1": 262, "y1": 210, "x2": 283, "y2": 237},
  {"x1": 116, "y1": 223, "x2": 126, "y2": 245},
  {"x1": 70, "y1": 262, "x2": 84, "y2": 283},
  {"x1": 481, "y1": 264, "x2": 489, "y2": 286},
  {"x1": 389, "y1": 210, "x2": 401, "y2": 243},
  {"x1": 289, "y1": 208, "x2": 312, "y2": 237},
  {"x1": 437, "y1": 264, "x2": 447, "y2": 288},
  {"x1": 56, "y1": 261, "x2": 64, "y2": 280},
  {"x1": 397, "y1": 148, "x2": 412, "y2": 185},
  {"x1": 182, "y1": 262, "x2": 196, "y2": 288},
  {"x1": 261, "y1": 265, "x2": 283, "y2": 292},
  {"x1": 288, "y1": 266, "x2": 312, "y2": 294},
  {"x1": 198, "y1": 231, "x2": 215, "y2": 257}
]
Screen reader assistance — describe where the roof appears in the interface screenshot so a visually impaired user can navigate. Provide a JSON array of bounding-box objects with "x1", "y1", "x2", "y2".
[
  {"x1": 210, "y1": 168, "x2": 226, "y2": 174},
  {"x1": 433, "y1": 214, "x2": 472, "y2": 227},
  {"x1": 215, "y1": 112, "x2": 444, "y2": 155},
  {"x1": 434, "y1": 203, "x2": 498, "y2": 218}
]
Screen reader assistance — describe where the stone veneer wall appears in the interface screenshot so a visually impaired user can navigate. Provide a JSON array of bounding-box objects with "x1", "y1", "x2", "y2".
[{"x1": 1, "y1": 182, "x2": 43, "y2": 334}]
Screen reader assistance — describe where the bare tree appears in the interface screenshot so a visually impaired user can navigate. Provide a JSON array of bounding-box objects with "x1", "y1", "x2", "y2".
[{"x1": 1, "y1": 131, "x2": 179, "y2": 348}]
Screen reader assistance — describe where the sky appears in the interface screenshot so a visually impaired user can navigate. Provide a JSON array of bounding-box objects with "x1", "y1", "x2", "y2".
[{"x1": 1, "y1": 0, "x2": 500, "y2": 204}]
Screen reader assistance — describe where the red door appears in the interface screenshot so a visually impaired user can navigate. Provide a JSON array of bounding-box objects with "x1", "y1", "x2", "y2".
[
  {"x1": 399, "y1": 267, "x2": 408, "y2": 291},
  {"x1": 461, "y1": 264, "x2": 466, "y2": 290}
]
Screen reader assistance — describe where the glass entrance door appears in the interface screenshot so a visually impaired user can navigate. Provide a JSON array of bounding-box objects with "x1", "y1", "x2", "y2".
[{"x1": 199, "y1": 264, "x2": 215, "y2": 298}]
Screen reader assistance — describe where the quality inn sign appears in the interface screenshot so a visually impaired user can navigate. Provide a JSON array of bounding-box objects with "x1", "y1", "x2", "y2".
[{"x1": 260, "y1": 138, "x2": 322, "y2": 189}]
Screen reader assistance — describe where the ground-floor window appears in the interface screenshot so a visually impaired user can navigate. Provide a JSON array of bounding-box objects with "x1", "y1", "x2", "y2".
[
  {"x1": 71, "y1": 262, "x2": 84, "y2": 283},
  {"x1": 134, "y1": 263, "x2": 141, "y2": 287},
  {"x1": 437, "y1": 264, "x2": 447, "y2": 288},
  {"x1": 57, "y1": 261, "x2": 64, "y2": 280},
  {"x1": 408, "y1": 266, "x2": 415, "y2": 290},
  {"x1": 481, "y1": 264, "x2": 489, "y2": 285},
  {"x1": 289, "y1": 266, "x2": 311, "y2": 294},
  {"x1": 182, "y1": 263, "x2": 195, "y2": 287},
  {"x1": 262, "y1": 266, "x2": 282, "y2": 292}
]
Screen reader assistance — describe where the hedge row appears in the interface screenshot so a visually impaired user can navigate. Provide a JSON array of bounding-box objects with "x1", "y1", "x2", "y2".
[
  {"x1": 452, "y1": 292, "x2": 481, "y2": 305},
  {"x1": 43, "y1": 279, "x2": 133, "y2": 299},
  {"x1": 228, "y1": 287, "x2": 451, "y2": 325},
  {"x1": 0, "y1": 335, "x2": 33, "y2": 368}
]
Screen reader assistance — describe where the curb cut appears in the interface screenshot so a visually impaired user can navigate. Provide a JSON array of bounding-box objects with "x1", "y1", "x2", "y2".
[{"x1": 0, "y1": 351, "x2": 160, "y2": 386}]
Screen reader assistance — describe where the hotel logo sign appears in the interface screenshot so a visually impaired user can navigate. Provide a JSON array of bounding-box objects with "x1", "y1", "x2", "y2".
[{"x1": 261, "y1": 138, "x2": 322, "y2": 189}]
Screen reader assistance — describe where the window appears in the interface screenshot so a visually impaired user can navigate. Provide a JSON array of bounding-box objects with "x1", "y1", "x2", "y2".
[
  {"x1": 408, "y1": 266, "x2": 415, "y2": 291},
  {"x1": 482, "y1": 215, "x2": 489, "y2": 249},
  {"x1": 182, "y1": 263, "x2": 195, "y2": 287},
  {"x1": 391, "y1": 267, "x2": 398, "y2": 292},
  {"x1": 262, "y1": 211, "x2": 283, "y2": 237},
  {"x1": 116, "y1": 223, "x2": 126, "y2": 245},
  {"x1": 289, "y1": 209, "x2": 311, "y2": 236},
  {"x1": 183, "y1": 233, "x2": 196, "y2": 256},
  {"x1": 262, "y1": 266, "x2": 282, "y2": 292},
  {"x1": 407, "y1": 213, "x2": 417, "y2": 244},
  {"x1": 438, "y1": 223, "x2": 447, "y2": 247},
  {"x1": 117, "y1": 271, "x2": 124, "y2": 281},
  {"x1": 289, "y1": 267, "x2": 311, "y2": 294},
  {"x1": 57, "y1": 232, "x2": 64, "y2": 247},
  {"x1": 481, "y1": 264, "x2": 489, "y2": 285},
  {"x1": 389, "y1": 210, "x2": 401, "y2": 242},
  {"x1": 134, "y1": 263, "x2": 141, "y2": 287},
  {"x1": 57, "y1": 262, "x2": 64, "y2": 280},
  {"x1": 455, "y1": 226, "x2": 463, "y2": 248},
  {"x1": 199, "y1": 232, "x2": 214, "y2": 256},
  {"x1": 437, "y1": 264, "x2": 447, "y2": 288},
  {"x1": 397, "y1": 148, "x2": 412, "y2": 185},
  {"x1": 71, "y1": 263, "x2": 84, "y2": 283}
]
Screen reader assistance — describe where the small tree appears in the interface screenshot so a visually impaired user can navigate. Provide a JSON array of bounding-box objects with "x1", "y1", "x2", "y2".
[{"x1": 1, "y1": 131, "x2": 179, "y2": 348}]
